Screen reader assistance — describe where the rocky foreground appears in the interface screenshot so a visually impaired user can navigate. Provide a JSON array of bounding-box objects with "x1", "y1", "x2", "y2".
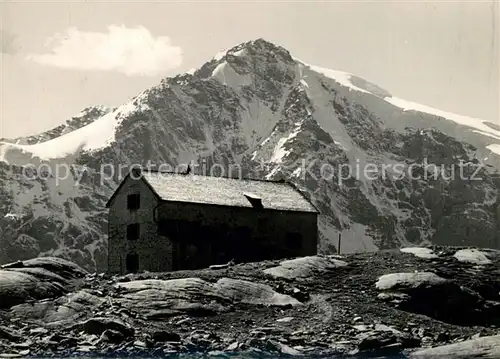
[{"x1": 2, "y1": 247, "x2": 500, "y2": 358}]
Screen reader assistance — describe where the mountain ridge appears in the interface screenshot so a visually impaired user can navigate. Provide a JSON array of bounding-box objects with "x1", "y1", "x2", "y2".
[
  {"x1": 0, "y1": 38, "x2": 499, "y2": 271},
  {"x1": 1, "y1": 39, "x2": 499, "y2": 163}
]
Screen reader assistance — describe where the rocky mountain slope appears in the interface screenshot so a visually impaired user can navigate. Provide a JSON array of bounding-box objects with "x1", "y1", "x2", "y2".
[
  {"x1": 0, "y1": 39, "x2": 499, "y2": 271},
  {"x1": 2, "y1": 247, "x2": 500, "y2": 358}
]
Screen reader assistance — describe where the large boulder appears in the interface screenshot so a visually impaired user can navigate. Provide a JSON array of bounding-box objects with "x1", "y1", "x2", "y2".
[
  {"x1": 376, "y1": 272, "x2": 484, "y2": 325},
  {"x1": 8, "y1": 290, "x2": 105, "y2": 326},
  {"x1": 410, "y1": 334, "x2": 500, "y2": 358},
  {"x1": 115, "y1": 277, "x2": 301, "y2": 319},
  {"x1": 0, "y1": 257, "x2": 87, "y2": 309},
  {"x1": 263, "y1": 255, "x2": 348, "y2": 279}
]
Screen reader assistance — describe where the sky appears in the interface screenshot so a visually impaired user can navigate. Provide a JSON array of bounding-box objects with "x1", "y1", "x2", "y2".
[{"x1": 0, "y1": 1, "x2": 498, "y2": 139}]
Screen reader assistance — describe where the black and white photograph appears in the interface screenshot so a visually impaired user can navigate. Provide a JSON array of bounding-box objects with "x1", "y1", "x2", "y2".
[{"x1": 0, "y1": 1, "x2": 499, "y2": 358}]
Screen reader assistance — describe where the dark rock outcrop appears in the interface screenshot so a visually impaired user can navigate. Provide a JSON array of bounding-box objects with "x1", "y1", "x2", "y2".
[{"x1": 78, "y1": 317, "x2": 134, "y2": 338}]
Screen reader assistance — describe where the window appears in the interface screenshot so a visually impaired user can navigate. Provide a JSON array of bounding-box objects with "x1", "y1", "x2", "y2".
[
  {"x1": 285, "y1": 232, "x2": 303, "y2": 250},
  {"x1": 127, "y1": 194, "x2": 140, "y2": 210},
  {"x1": 127, "y1": 223, "x2": 140, "y2": 241}
]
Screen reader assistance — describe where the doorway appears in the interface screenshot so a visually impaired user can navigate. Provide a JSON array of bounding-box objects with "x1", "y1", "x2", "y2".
[{"x1": 126, "y1": 253, "x2": 139, "y2": 273}]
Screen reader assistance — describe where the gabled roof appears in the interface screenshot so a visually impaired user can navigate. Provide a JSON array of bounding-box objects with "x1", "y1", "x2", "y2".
[{"x1": 106, "y1": 169, "x2": 319, "y2": 214}]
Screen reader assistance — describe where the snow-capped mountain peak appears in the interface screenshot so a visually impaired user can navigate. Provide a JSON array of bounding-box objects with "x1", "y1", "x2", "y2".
[
  {"x1": 2, "y1": 38, "x2": 498, "y2": 164},
  {"x1": 1, "y1": 38, "x2": 499, "y2": 271}
]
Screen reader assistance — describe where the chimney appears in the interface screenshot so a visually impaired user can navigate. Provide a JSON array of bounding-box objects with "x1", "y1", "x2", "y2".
[
  {"x1": 130, "y1": 166, "x2": 142, "y2": 179},
  {"x1": 244, "y1": 193, "x2": 263, "y2": 209}
]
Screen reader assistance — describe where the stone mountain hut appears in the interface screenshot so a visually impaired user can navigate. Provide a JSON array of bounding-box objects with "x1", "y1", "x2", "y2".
[{"x1": 105, "y1": 168, "x2": 319, "y2": 274}]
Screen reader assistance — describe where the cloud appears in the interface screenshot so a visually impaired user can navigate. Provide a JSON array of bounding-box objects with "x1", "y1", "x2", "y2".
[{"x1": 26, "y1": 25, "x2": 183, "y2": 76}]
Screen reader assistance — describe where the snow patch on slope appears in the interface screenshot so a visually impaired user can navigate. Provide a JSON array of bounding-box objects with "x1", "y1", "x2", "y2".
[
  {"x1": 238, "y1": 100, "x2": 281, "y2": 151},
  {"x1": 487, "y1": 144, "x2": 500, "y2": 155},
  {"x1": 294, "y1": 57, "x2": 500, "y2": 157},
  {"x1": 231, "y1": 48, "x2": 247, "y2": 57},
  {"x1": 1, "y1": 114, "x2": 114, "y2": 160},
  {"x1": 294, "y1": 58, "x2": 371, "y2": 94},
  {"x1": 291, "y1": 167, "x2": 302, "y2": 178},
  {"x1": 270, "y1": 126, "x2": 301, "y2": 164},
  {"x1": 384, "y1": 97, "x2": 500, "y2": 153},
  {"x1": 213, "y1": 46, "x2": 247, "y2": 62},
  {"x1": 213, "y1": 49, "x2": 228, "y2": 61},
  {"x1": 310, "y1": 66, "x2": 371, "y2": 94},
  {"x1": 0, "y1": 98, "x2": 149, "y2": 162},
  {"x1": 212, "y1": 62, "x2": 252, "y2": 87},
  {"x1": 470, "y1": 130, "x2": 500, "y2": 141}
]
